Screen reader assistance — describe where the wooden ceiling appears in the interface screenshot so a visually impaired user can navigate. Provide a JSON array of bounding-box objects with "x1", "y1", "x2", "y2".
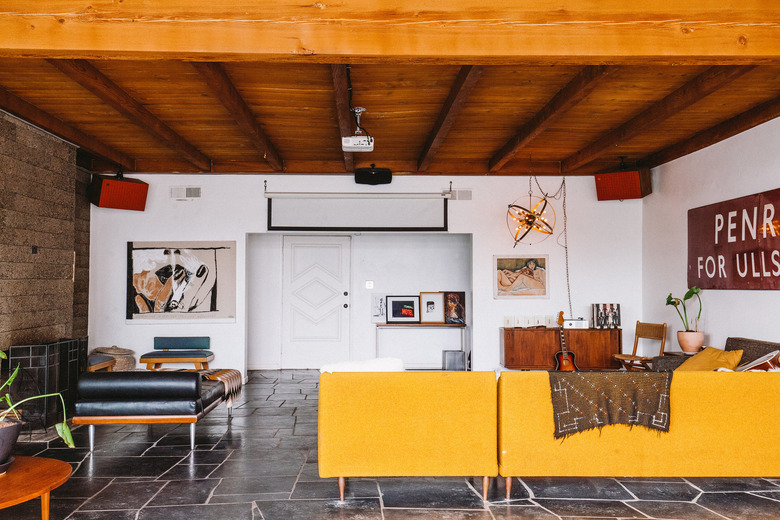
[{"x1": 2, "y1": 2, "x2": 780, "y2": 176}]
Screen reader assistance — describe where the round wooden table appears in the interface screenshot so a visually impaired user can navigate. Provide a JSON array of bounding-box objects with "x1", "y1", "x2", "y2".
[{"x1": 0, "y1": 456, "x2": 72, "y2": 520}]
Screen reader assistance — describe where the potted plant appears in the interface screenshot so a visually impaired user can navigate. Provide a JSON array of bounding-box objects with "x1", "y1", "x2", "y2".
[
  {"x1": 0, "y1": 350, "x2": 75, "y2": 470},
  {"x1": 665, "y1": 286, "x2": 704, "y2": 353}
]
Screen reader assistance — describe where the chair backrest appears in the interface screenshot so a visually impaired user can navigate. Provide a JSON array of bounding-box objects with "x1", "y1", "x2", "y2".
[{"x1": 631, "y1": 321, "x2": 667, "y2": 356}]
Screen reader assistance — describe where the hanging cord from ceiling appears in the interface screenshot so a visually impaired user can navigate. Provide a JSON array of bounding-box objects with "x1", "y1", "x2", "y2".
[
  {"x1": 529, "y1": 172, "x2": 573, "y2": 319},
  {"x1": 345, "y1": 65, "x2": 372, "y2": 138}
]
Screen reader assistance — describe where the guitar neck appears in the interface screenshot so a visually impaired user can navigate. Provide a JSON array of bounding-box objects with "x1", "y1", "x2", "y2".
[{"x1": 558, "y1": 326, "x2": 568, "y2": 352}]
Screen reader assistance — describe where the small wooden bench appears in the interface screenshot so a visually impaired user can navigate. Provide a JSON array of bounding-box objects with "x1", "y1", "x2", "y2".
[
  {"x1": 139, "y1": 336, "x2": 214, "y2": 371},
  {"x1": 87, "y1": 353, "x2": 116, "y2": 372}
]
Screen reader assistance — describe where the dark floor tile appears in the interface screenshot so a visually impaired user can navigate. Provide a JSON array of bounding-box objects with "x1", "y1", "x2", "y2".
[
  {"x1": 225, "y1": 447, "x2": 306, "y2": 462},
  {"x1": 293, "y1": 423, "x2": 318, "y2": 435},
  {"x1": 213, "y1": 476, "x2": 298, "y2": 495},
  {"x1": 33, "y1": 447, "x2": 90, "y2": 462},
  {"x1": 630, "y1": 500, "x2": 727, "y2": 519},
  {"x1": 91, "y1": 442, "x2": 156, "y2": 457},
  {"x1": 256, "y1": 498, "x2": 381, "y2": 520},
  {"x1": 522, "y1": 477, "x2": 632, "y2": 500},
  {"x1": 69, "y1": 510, "x2": 139, "y2": 520},
  {"x1": 533, "y1": 498, "x2": 646, "y2": 518},
  {"x1": 299, "y1": 461, "x2": 328, "y2": 481},
  {"x1": 279, "y1": 435, "x2": 317, "y2": 449},
  {"x1": 147, "y1": 479, "x2": 219, "y2": 506},
  {"x1": 210, "y1": 492, "x2": 292, "y2": 503},
  {"x1": 292, "y1": 480, "x2": 380, "y2": 499},
  {"x1": 383, "y1": 509, "x2": 494, "y2": 519},
  {"x1": 620, "y1": 480, "x2": 701, "y2": 501},
  {"x1": 698, "y1": 492, "x2": 780, "y2": 519},
  {"x1": 80, "y1": 480, "x2": 165, "y2": 510},
  {"x1": 179, "y1": 449, "x2": 232, "y2": 464},
  {"x1": 379, "y1": 477, "x2": 486, "y2": 509},
  {"x1": 73, "y1": 456, "x2": 181, "y2": 478},
  {"x1": 138, "y1": 503, "x2": 256, "y2": 520},
  {"x1": 0, "y1": 497, "x2": 82, "y2": 520},
  {"x1": 214, "y1": 437, "x2": 281, "y2": 449},
  {"x1": 686, "y1": 477, "x2": 780, "y2": 492},
  {"x1": 489, "y1": 504, "x2": 558, "y2": 519},
  {"x1": 209, "y1": 458, "x2": 303, "y2": 478},
  {"x1": 143, "y1": 445, "x2": 197, "y2": 457},
  {"x1": 52, "y1": 476, "x2": 113, "y2": 499},
  {"x1": 158, "y1": 462, "x2": 219, "y2": 479}
]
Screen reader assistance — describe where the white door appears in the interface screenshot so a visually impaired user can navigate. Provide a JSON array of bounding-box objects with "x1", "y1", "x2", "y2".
[{"x1": 282, "y1": 236, "x2": 351, "y2": 368}]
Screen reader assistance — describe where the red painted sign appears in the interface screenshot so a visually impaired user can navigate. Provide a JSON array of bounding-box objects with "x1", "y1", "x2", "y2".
[{"x1": 688, "y1": 187, "x2": 780, "y2": 290}]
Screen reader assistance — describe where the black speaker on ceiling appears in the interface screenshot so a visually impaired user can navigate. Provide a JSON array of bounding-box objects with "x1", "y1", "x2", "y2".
[{"x1": 355, "y1": 164, "x2": 392, "y2": 185}]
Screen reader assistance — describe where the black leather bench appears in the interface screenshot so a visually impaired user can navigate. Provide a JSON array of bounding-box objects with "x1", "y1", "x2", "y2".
[{"x1": 73, "y1": 371, "x2": 231, "y2": 451}]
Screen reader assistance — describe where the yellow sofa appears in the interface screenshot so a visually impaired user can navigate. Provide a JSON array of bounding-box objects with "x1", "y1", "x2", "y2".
[
  {"x1": 498, "y1": 370, "x2": 780, "y2": 499},
  {"x1": 318, "y1": 371, "x2": 498, "y2": 500}
]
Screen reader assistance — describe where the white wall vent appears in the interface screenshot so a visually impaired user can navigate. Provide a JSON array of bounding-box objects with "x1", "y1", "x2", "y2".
[{"x1": 170, "y1": 186, "x2": 202, "y2": 200}]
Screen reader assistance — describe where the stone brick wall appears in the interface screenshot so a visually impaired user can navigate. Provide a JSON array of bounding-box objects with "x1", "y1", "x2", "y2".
[{"x1": 0, "y1": 111, "x2": 89, "y2": 351}]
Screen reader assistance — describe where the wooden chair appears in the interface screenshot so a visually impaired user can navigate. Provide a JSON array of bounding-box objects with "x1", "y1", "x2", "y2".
[{"x1": 613, "y1": 321, "x2": 667, "y2": 371}]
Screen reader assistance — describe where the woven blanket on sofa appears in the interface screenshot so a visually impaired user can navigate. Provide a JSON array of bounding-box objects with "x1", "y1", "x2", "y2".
[{"x1": 549, "y1": 371, "x2": 672, "y2": 439}]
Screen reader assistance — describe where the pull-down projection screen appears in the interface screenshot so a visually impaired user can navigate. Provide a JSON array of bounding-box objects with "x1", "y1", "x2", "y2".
[{"x1": 267, "y1": 195, "x2": 448, "y2": 231}]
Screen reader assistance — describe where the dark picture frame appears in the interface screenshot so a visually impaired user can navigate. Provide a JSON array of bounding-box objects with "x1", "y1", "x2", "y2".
[
  {"x1": 386, "y1": 296, "x2": 421, "y2": 323},
  {"x1": 443, "y1": 291, "x2": 466, "y2": 324}
]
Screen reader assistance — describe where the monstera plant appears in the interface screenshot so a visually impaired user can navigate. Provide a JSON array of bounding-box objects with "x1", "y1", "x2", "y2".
[
  {"x1": 665, "y1": 286, "x2": 703, "y2": 331},
  {"x1": 0, "y1": 350, "x2": 74, "y2": 467},
  {"x1": 665, "y1": 287, "x2": 704, "y2": 352}
]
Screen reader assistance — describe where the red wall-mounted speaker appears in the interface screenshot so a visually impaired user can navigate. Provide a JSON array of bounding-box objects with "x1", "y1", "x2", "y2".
[
  {"x1": 90, "y1": 175, "x2": 149, "y2": 211},
  {"x1": 594, "y1": 168, "x2": 651, "y2": 201}
]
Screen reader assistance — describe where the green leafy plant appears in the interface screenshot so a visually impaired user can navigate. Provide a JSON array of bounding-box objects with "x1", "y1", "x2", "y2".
[
  {"x1": 665, "y1": 286, "x2": 703, "y2": 332},
  {"x1": 0, "y1": 351, "x2": 75, "y2": 448}
]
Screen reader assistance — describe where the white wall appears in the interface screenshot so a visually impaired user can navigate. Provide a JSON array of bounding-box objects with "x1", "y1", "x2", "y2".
[
  {"x1": 90, "y1": 174, "x2": 645, "y2": 373},
  {"x1": 643, "y1": 118, "x2": 780, "y2": 350}
]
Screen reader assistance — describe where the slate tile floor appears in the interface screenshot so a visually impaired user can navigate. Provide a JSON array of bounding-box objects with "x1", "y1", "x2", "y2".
[{"x1": 3, "y1": 369, "x2": 780, "y2": 519}]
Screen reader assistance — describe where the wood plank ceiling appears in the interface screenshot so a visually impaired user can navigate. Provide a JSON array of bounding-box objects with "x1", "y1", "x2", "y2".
[{"x1": 1, "y1": 2, "x2": 780, "y2": 176}]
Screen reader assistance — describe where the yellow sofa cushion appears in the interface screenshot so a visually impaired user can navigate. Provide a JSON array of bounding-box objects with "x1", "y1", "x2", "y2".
[
  {"x1": 675, "y1": 346, "x2": 743, "y2": 371},
  {"x1": 498, "y1": 370, "x2": 780, "y2": 477},
  {"x1": 318, "y1": 371, "x2": 498, "y2": 478}
]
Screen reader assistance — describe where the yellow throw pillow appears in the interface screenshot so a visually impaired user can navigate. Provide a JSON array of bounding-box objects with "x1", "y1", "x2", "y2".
[{"x1": 676, "y1": 346, "x2": 743, "y2": 371}]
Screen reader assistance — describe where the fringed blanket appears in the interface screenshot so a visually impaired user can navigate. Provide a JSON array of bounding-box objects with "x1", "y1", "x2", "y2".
[
  {"x1": 549, "y1": 371, "x2": 672, "y2": 439},
  {"x1": 161, "y1": 368, "x2": 243, "y2": 407}
]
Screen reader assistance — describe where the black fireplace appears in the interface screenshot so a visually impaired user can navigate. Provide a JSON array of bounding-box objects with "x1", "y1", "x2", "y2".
[{"x1": 1, "y1": 337, "x2": 87, "y2": 429}]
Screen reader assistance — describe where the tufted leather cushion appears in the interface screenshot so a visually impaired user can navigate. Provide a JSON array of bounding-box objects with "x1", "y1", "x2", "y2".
[
  {"x1": 75, "y1": 373, "x2": 225, "y2": 417},
  {"x1": 77, "y1": 371, "x2": 201, "y2": 399}
]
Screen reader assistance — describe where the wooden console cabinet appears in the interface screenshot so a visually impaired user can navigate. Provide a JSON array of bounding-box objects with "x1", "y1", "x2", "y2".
[{"x1": 501, "y1": 327, "x2": 621, "y2": 370}]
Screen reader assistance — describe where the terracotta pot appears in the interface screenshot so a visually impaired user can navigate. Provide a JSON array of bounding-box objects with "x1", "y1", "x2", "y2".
[
  {"x1": 677, "y1": 331, "x2": 705, "y2": 353},
  {"x1": 0, "y1": 419, "x2": 22, "y2": 469}
]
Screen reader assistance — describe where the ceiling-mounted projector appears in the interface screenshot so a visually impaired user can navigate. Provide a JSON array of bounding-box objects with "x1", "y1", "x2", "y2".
[{"x1": 342, "y1": 135, "x2": 374, "y2": 152}]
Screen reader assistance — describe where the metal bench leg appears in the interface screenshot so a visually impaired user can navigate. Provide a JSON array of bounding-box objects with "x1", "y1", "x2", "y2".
[
  {"x1": 190, "y1": 423, "x2": 196, "y2": 450},
  {"x1": 88, "y1": 424, "x2": 95, "y2": 452}
]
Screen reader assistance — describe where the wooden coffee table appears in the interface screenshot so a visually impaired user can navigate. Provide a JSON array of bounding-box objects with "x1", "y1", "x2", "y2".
[{"x1": 0, "y1": 456, "x2": 72, "y2": 520}]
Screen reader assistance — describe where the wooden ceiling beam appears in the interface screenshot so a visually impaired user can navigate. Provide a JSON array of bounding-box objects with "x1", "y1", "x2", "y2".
[
  {"x1": 490, "y1": 65, "x2": 615, "y2": 172},
  {"x1": 47, "y1": 58, "x2": 212, "y2": 172},
  {"x1": 561, "y1": 65, "x2": 756, "y2": 173},
  {"x1": 191, "y1": 62, "x2": 283, "y2": 171},
  {"x1": 3, "y1": 3, "x2": 780, "y2": 63},
  {"x1": 642, "y1": 94, "x2": 780, "y2": 169},
  {"x1": 418, "y1": 65, "x2": 483, "y2": 172},
  {"x1": 331, "y1": 64, "x2": 354, "y2": 172},
  {"x1": 0, "y1": 84, "x2": 135, "y2": 170}
]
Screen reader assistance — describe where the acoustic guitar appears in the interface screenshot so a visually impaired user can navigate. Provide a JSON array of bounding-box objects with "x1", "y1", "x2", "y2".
[{"x1": 553, "y1": 311, "x2": 579, "y2": 371}]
